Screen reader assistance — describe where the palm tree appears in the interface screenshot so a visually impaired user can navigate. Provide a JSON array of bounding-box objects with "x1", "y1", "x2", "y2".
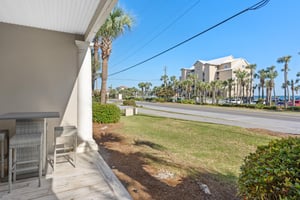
[
  {"x1": 277, "y1": 55, "x2": 292, "y2": 109},
  {"x1": 96, "y1": 7, "x2": 133, "y2": 104},
  {"x1": 203, "y1": 82, "x2": 210, "y2": 103},
  {"x1": 138, "y1": 82, "x2": 146, "y2": 97},
  {"x1": 144, "y1": 82, "x2": 152, "y2": 97},
  {"x1": 182, "y1": 79, "x2": 192, "y2": 99},
  {"x1": 195, "y1": 80, "x2": 204, "y2": 103},
  {"x1": 91, "y1": 50, "x2": 101, "y2": 91},
  {"x1": 290, "y1": 72, "x2": 300, "y2": 106},
  {"x1": 227, "y1": 78, "x2": 235, "y2": 100},
  {"x1": 234, "y1": 69, "x2": 248, "y2": 101},
  {"x1": 295, "y1": 72, "x2": 300, "y2": 96},
  {"x1": 170, "y1": 76, "x2": 179, "y2": 98},
  {"x1": 210, "y1": 80, "x2": 222, "y2": 104},
  {"x1": 187, "y1": 74, "x2": 198, "y2": 97},
  {"x1": 266, "y1": 66, "x2": 278, "y2": 105},
  {"x1": 265, "y1": 80, "x2": 272, "y2": 105},
  {"x1": 246, "y1": 64, "x2": 257, "y2": 102},
  {"x1": 160, "y1": 74, "x2": 169, "y2": 88},
  {"x1": 222, "y1": 80, "x2": 228, "y2": 99},
  {"x1": 255, "y1": 69, "x2": 268, "y2": 100},
  {"x1": 290, "y1": 80, "x2": 296, "y2": 106}
]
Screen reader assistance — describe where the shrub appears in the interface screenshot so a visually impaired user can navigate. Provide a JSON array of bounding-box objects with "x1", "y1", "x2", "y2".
[
  {"x1": 238, "y1": 137, "x2": 300, "y2": 200},
  {"x1": 255, "y1": 103, "x2": 265, "y2": 109},
  {"x1": 123, "y1": 99, "x2": 136, "y2": 107},
  {"x1": 262, "y1": 105, "x2": 277, "y2": 110},
  {"x1": 287, "y1": 106, "x2": 300, "y2": 111},
  {"x1": 180, "y1": 99, "x2": 195, "y2": 104},
  {"x1": 92, "y1": 90, "x2": 101, "y2": 102},
  {"x1": 92, "y1": 102, "x2": 121, "y2": 123},
  {"x1": 156, "y1": 98, "x2": 166, "y2": 103}
]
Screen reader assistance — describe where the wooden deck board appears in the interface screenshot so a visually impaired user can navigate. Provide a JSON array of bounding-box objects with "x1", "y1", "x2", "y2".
[{"x1": 0, "y1": 151, "x2": 132, "y2": 200}]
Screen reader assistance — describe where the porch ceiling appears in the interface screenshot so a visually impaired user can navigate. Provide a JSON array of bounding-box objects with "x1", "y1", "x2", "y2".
[{"x1": 0, "y1": 0, "x2": 117, "y2": 42}]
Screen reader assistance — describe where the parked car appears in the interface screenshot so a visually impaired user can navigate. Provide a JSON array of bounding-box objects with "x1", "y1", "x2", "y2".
[
  {"x1": 229, "y1": 99, "x2": 241, "y2": 104},
  {"x1": 288, "y1": 100, "x2": 300, "y2": 107},
  {"x1": 276, "y1": 101, "x2": 285, "y2": 106}
]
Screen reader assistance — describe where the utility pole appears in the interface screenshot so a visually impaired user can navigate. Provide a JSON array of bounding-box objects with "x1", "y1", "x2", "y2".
[{"x1": 163, "y1": 66, "x2": 167, "y2": 87}]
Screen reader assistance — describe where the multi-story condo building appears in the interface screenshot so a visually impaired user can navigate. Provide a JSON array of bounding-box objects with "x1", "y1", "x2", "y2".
[{"x1": 180, "y1": 55, "x2": 250, "y2": 82}]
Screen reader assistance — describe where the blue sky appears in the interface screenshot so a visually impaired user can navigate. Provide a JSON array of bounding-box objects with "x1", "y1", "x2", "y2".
[{"x1": 97, "y1": 0, "x2": 300, "y2": 96}]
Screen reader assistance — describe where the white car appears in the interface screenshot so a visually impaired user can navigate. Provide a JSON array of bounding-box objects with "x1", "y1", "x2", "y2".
[{"x1": 229, "y1": 99, "x2": 241, "y2": 104}]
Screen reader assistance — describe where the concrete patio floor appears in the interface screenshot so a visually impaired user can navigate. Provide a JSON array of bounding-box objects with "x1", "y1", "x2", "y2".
[{"x1": 0, "y1": 151, "x2": 132, "y2": 200}]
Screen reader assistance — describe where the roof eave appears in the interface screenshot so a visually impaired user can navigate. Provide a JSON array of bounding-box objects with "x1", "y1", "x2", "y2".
[{"x1": 84, "y1": 0, "x2": 118, "y2": 42}]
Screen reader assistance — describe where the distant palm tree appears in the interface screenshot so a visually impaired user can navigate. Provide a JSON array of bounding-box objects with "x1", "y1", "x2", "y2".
[
  {"x1": 227, "y1": 78, "x2": 235, "y2": 100},
  {"x1": 222, "y1": 80, "x2": 228, "y2": 99},
  {"x1": 252, "y1": 84, "x2": 258, "y2": 99},
  {"x1": 290, "y1": 80, "x2": 296, "y2": 106},
  {"x1": 170, "y1": 76, "x2": 179, "y2": 98},
  {"x1": 289, "y1": 72, "x2": 300, "y2": 106},
  {"x1": 255, "y1": 69, "x2": 268, "y2": 100},
  {"x1": 138, "y1": 82, "x2": 146, "y2": 97},
  {"x1": 265, "y1": 80, "x2": 272, "y2": 105},
  {"x1": 91, "y1": 50, "x2": 101, "y2": 91},
  {"x1": 246, "y1": 64, "x2": 257, "y2": 102},
  {"x1": 234, "y1": 69, "x2": 248, "y2": 101},
  {"x1": 188, "y1": 74, "x2": 198, "y2": 97},
  {"x1": 96, "y1": 7, "x2": 133, "y2": 104},
  {"x1": 210, "y1": 80, "x2": 222, "y2": 104},
  {"x1": 195, "y1": 80, "x2": 204, "y2": 103},
  {"x1": 203, "y1": 82, "x2": 210, "y2": 103},
  {"x1": 295, "y1": 72, "x2": 300, "y2": 96},
  {"x1": 182, "y1": 79, "x2": 193, "y2": 99},
  {"x1": 160, "y1": 74, "x2": 169, "y2": 88},
  {"x1": 266, "y1": 66, "x2": 278, "y2": 105},
  {"x1": 277, "y1": 55, "x2": 292, "y2": 109},
  {"x1": 144, "y1": 82, "x2": 152, "y2": 97}
]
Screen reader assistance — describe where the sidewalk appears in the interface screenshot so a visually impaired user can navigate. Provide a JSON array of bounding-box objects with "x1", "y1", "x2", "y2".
[{"x1": 0, "y1": 151, "x2": 132, "y2": 200}]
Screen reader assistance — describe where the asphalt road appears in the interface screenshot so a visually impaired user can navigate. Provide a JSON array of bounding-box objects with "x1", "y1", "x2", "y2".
[{"x1": 135, "y1": 101, "x2": 300, "y2": 134}]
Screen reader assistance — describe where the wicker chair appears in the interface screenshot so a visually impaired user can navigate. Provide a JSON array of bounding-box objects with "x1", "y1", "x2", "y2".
[
  {"x1": 50, "y1": 126, "x2": 77, "y2": 171},
  {"x1": 8, "y1": 120, "x2": 43, "y2": 193}
]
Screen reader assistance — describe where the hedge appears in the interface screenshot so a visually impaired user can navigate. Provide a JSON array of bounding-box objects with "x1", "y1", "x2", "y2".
[
  {"x1": 92, "y1": 102, "x2": 121, "y2": 123},
  {"x1": 238, "y1": 137, "x2": 300, "y2": 199}
]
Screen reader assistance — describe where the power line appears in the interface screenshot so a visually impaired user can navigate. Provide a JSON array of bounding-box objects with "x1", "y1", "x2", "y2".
[
  {"x1": 110, "y1": 0, "x2": 201, "y2": 69},
  {"x1": 109, "y1": 78, "x2": 160, "y2": 82},
  {"x1": 109, "y1": 0, "x2": 270, "y2": 77}
]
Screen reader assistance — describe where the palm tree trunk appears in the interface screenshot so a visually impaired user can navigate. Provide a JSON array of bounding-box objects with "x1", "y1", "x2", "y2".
[
  {"x1": 284, "y1": 65, "x2": 288, "y2": 109},
  {"x1": 100, "y1": 57, "x2": 108, "y2": 104},
  {"x1": 292, "y1": 80, "x2": 295, "y2": 106},
  {"x1": 273, "y1": 82, "x2": 276, "y2": 105},
  {"x1": 93, "y1": 39, "x2": 99, "y2": 92},
  {"x1": 287, "y1": 85, "x2": 290, "y2": 102},
  {"x1": 262, "y1": 84, "x2": 264, "y2": 100},
  {"x1": 242, "y1": 85, "x2": 245, "y2": 102},
  {"x1": 212, "y1": 90, "x2": 215, "y2": 104},
  {"x1": 270, "y1": 86, "x2": 273, "y2": 106}
]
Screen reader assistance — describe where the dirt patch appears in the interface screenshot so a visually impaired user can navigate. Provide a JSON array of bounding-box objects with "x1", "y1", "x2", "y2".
[
  {"x1": 246, "y1": 128, "x2": 300, "y2": 138},
  {"x1": 93, "y1": 123, "x2": 243, "y2": 200}
]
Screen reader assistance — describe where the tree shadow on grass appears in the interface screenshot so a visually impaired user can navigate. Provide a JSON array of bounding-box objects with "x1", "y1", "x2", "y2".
[
  {"x1": 133, "y1": 139, "x2": 167, "y2": 151},
  {"x1": 94, "y1": 131, "x2": 240, "y2": 200}
]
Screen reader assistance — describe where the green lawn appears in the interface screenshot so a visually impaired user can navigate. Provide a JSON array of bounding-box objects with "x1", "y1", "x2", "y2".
[{"x1": 117, "y1": 114, "x2": 280, "y2": 183}]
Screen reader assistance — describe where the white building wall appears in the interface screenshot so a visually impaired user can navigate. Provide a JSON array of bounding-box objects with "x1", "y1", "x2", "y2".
[{"x1": 0, "y1": 22, "x2": 92, "y2": 152}]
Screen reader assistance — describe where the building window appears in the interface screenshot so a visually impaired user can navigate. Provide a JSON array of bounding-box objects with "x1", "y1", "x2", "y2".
[{"x1": 224, "y1": 65, "x2": 228, "y2": 69}]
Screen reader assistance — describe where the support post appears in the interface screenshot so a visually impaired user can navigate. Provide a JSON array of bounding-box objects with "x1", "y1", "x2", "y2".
[{"x1": 75, "y1": 40, "x2": 98, "y2": 152}]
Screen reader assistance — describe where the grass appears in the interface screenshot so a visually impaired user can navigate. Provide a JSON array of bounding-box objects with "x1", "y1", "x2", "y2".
[{"x1": 116, "y1": 114, "x2": 280, "y2": 183}]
